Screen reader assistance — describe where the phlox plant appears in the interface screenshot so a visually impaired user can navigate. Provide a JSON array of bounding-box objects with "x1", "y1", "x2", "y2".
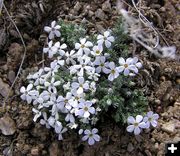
[{"x1": 20, "y1": 20, "x2": 159, "y2": 145}]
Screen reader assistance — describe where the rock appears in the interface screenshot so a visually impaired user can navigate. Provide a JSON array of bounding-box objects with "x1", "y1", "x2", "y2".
[
  {"x1": 31, "y1": 147, "x2": 40, "y2": 156},
  {"x1": 0, "y1": 114, "x2": 16, "y2": 135},
  {"x1": 3, "y1": 146, "x2": 13, "y2": 156},
  {"x1": 8, "y1": 70, "x2": 16, "y2": 84},
  {"x1": 127, "y1": 143, "x2": 134, "y2": 152},
  {"x1": 74, "y1": 1, "x2": 82, "y2": 13},
  {"x1": 161, "y1": 122, "x2": 175, "y2": 133},
  {"x1": 95, "y1": 9, "x2": 107, "y2": 20},
  {"x1": 0, "y1": 29, "x2": 6, "y2": 50},
  {"x1": 49, "y1": 141, "x2": 60, "y2": 156},
  {"x1": 0, "y1": 78, "x2": 11, "y2": 98},
  {"x1": 102, "y1": 0, "x2": 111, "y2": 12}
]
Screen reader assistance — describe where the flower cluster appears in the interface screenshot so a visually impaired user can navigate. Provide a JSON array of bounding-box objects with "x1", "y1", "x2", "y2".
[
  {"x1": 20, "y1": 20, "x2": 158, "y2": 145},
  {"x1": 126, "y1": 111, "x2": 159, "y2": 135}
]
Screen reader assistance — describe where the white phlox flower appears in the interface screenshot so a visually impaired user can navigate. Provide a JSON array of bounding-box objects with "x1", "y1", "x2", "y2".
[
  {"x1": 65, "y1": 113, "x2": 75, "y2": 123},
  {"x1": 126, "y1": 115, "x2": 147, "y2": 135},
  {"x1": 43, "y1": 41, "x2": 56, "y2": 58},
  {"x1": 75, "y1": 38, "x2": 93, "y2": 56},
  {"x1": 118, "y1": 57, "x2": 137, "y2": 76},
  {"x1": 91, "y1": 44, "x2": 103, "y2": 56},
  {"x1": 44, "y1": 21, "x2": 61, "y2": 39},
  {"x1": 143, "y1": 111, "x2": 159, "y2": 128},
  {"x1": 44, "y1": 77, "x2": 61, "y2": 93},
  {"x1": 93, "y1": 56, "x2": 109, "y2": 74},
  {"x1": 20, "y1": 84, "x2": 38, "y2": 104},
  {"x1": 65, "y1": 50, "x2": 78, "y2": 65},
  {"x1": 97, "y1": 31, "x2": 115, "y2": 48},
  {"x1": 69, "y1": 56, "x2": 93, "y2": 77},
  {"x1": 32, "y1": 108, "x2": 41, "y2": 122},
  {"x1": 76, "y1": 101, "x2": 95, "y2": 118},
  {"x1": 82, "y1": 128, "x2": 100, "y2": 145},
  {"x1": 104, "y1": 62, "x2": 120, "y2": 81},
  {"x1": 40, "y1": 112, "x2": 51, "y2": 129},
  {"x1": 71, "y1": 77, "x2": 89, "y2": 94},
  {"x1": 52, "y1": 41, "x2": 67, "y2": 56}
]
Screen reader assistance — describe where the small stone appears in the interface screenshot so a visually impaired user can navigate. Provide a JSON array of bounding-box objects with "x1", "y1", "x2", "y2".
[
  {"x1": 154, "y1": 143, "x2": 159, "y2": 149},
  {"x1": 102, "y1": 0, "x2": 111, "y2": 12},
  {"x1": 95, "y1": 9, "x2": 107, "y2": 20},
  {"x1": 161, "y1": 122, "x2": 175, "y2": 133},
  {"x1": 74, "y1": 1, "x2": 82, "y2": 12},
  {"x1": 8, "y1": 70, "x2": 16, "y2": 84},
  {"x1": 31, "y1": 147, "x2": 39, "y2": 156},
  {"x1": 49, "y1": 141, "x2": 60, "y2": 156},
  {"x1": 0, "y1": 114, "x2": 16, "y2": 135},
  {"x1": 0, "y1": 78, "x2": 11, "y2": 98},
  {"x1": 127, "y1": 143, "x2": 134, "y2": 152}
]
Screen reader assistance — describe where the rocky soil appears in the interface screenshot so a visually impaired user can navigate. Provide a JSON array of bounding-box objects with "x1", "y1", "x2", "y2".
[{"x1": 0, "y1": 0, "x2": 179, "y2": 156}]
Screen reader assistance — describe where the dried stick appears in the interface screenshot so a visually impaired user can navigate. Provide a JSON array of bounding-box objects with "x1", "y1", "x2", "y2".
[{"x1": 2, "y1": 3, "x2": 27, "y2": 111}]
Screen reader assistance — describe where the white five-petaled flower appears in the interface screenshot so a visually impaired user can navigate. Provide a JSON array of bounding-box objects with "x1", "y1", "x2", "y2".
[
  {"x1": 126, "y1": 115, "x2": 147, "y2": 135},
  {"x1": 20, "y1": 84, "x2": 38, "y2": 104},
  {"x1": 65, "y1": 50, "x2": 77, "y2": 65},
  {"x1": 44, "y1": 21, "x2": 61, "y2": 39},
  {"x1": 91, "y1": 44, "x2": 103, "y2": 56},
  {"x1": 69, "y1": 56, "x2": 93, "y2": 76},
  {"x1": 43, "y1": 41, "x2": 56, "y2": 58},
  {"x1": 71, "y1": 77, "x2": 89, "y2": 94},
  {"x1": 56, "y1": 92, "x2": 73, "y2": 111},
  {"x1": 40, "y1": 112, "x2": 51, "y2": 129},
  {"x1": 104, "y1": 62, "x2": 120, "y2": 81},
  {"x1": 93, "y1": 56, "x2": 109, "y2": 74},
  {"x1": 44, "y1": 77, "x2": 61, "y2": 93},
  {"x1": 52, "y1": 41, "x2": 67, "y2": 56},
  {"x1": 32, "y1": 108, "x2": 41, "y2": 122},
  {"x1": 143, "y1": 111, "x2": 159, "y2": 128},
  {"x1": 118, "y1": 57, "x2": 137, "y2": 76},
  {"x1": 75, "y1": 38, "x2": 93, "y2": 56},
  {"x1": 97, "y1": 31, "x2": 115, "y2": 48},
  {"x1": 82, "y1": 128, "x2": 100, "y2": 145},
  {"x1": 76, "y1": 101, "x2": 95, "y2": 118}
]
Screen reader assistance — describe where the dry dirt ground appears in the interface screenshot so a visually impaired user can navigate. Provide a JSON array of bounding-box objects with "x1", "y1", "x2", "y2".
[{"x1": 0, "y1": 0, "x2": 180, "y2": 156}]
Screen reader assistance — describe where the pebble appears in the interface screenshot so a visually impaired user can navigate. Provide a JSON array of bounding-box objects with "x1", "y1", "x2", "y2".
[
  {"x1": 0, "y1": 114, "x2": 16, "y2": 135},
  {"x1": 127, "y1": 143, "x2": 134, "y2": 152},
  {"x1": 95, "y1": 9, "x2": 107, "y2": 20},
  {"x1": 102, "y1": 0, "x2": 111, "y2": 12},
  {"x1": 0, "y1": 77, "x2": 11, "y2": 98},
  {"x1": 161, "y1": 122, "x2": 175, "y2": 133},
  {"x1": 31, "y1": 147, "x2": 39, "y2": 156},
  {"x1": 8, "y1": 70, "x2": 16, "y2": 84}
]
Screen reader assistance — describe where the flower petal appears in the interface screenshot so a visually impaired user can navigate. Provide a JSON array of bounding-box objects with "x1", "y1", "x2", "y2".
[
  {"x1": 88, "y1": 137, "x2": 95, "y2": 145},
  {"x1": 82, "y1": 135, "x2": 89, "y2": 141},
  {"x1": 123, "y1": 68, "x2": 129, "y2": 76},
  {"x1": 136, "y1": 115, "x2": 143, "y2": 123},
  {"x1": 134, "y1": 127, "x2": 141, "y2": 135},
  {"x1": 153, "y1": 114, "x2": 159, "y2": 120},
  {"x1": 119, "y1": 57, "x2": 125, "y2": 65},
  {"x1": 105, "y1": 40, "x2": 111, "y2": 48},
  {"x1": 92, "y1": 128, "x2": 98, "y2": 134},
  {"x1": 127, "y1": 116, "x2": 135, "y2": 124},
  {"x1": 93, "y1": 134, "x2": 100, "y2": 141},
  {"x1": 85, "y1": 41, "x2": 93, "y2": 47},
  {"x1": 151, "y1": 120, "x2": 158, "y2": 127},
  {"x1": 107, "y1": 36, "x2": 115, "y2": 42},
  {"x1": 104, "y1": 31, "x2": 110, "y2": 37},
  {"x1": 126, "y1": 125, "x2": 134, "y2": 132}
]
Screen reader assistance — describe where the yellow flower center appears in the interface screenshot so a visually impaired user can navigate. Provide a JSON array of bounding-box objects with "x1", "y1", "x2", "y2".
[
  {"x1": 124, "y1": 64, "x2": 128, "y2": 68},
  {"x1": 96, "y1": 50, "x2": 100, "y2": 54},
  {"x1": 81, "y1": 44, "x2": 85, "y2": 48},
  {"x1": 111, "y1": 69, "x2": 115, "y2": 74},
  {"x1": 84, "y1": 107, "x2": 88, "y2": 111},
  {"x1": 100, "y1": 63, "x2": 104, "y2": 67},
  {"x1": 134, "y1": 122, "x2": 138, "y2": 127}
]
